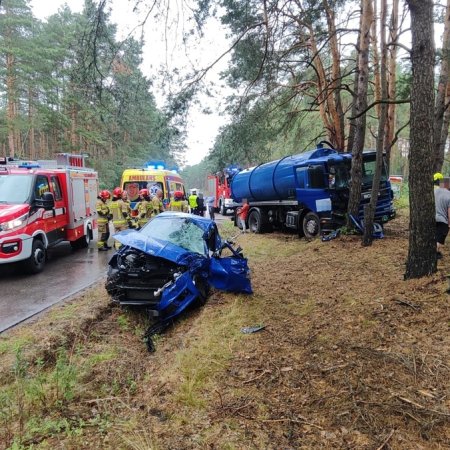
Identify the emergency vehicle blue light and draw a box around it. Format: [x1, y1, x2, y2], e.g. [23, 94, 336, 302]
[18, 162, 40, 168]
[145, 160, 166, 171]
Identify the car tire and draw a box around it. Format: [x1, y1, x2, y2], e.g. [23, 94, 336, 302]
[302, 212, 321, 239]
[22, 239, 46, 274]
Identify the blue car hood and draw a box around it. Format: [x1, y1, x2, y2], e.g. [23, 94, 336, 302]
[114, 229, 205, 266]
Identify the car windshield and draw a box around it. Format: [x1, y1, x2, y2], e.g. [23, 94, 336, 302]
[362, 155, 388, 185]
[140, 216, 206, 255]
[0, 174, 32, 204]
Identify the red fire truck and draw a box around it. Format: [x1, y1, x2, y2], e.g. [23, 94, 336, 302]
[0, 153, 99, 273]
[206, 165, 241, 215]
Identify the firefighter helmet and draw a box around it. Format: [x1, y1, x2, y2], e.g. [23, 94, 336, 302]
[434, 172, 444, 182]
[174, 190, 183, 200]
[113, 187, 123, 197]
[99, 190, 111, 200]
[139, 189, 149, 197]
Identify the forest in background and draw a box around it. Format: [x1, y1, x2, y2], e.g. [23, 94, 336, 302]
[0, 0, 185, 189]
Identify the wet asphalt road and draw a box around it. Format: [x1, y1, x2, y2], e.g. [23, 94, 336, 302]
[0, 239, 112, 333]
[0, 213, 231, 333]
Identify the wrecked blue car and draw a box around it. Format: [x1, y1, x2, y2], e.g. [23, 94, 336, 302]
[106, 212, 252, 325]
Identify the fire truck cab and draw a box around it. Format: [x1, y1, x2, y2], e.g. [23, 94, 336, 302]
[206, 165, 241, 215]
[0, 154, 98, 274]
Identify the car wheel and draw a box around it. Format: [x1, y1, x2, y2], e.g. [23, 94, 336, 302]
[302, 212, 321, 239]
[193, 275, 210, 306]
[23, 239, 46, 274]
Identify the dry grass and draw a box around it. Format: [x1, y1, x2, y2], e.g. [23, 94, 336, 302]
[0, 210, 449, 449]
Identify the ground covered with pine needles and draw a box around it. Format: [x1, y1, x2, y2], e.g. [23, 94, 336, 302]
[0, 210, 449, 449]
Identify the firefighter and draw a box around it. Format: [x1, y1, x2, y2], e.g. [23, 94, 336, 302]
[151, 189, 165, 216]
[121, 189, 136, 228]
[110, 187, 132, 249]
[96, 190, 112, 251]
[188, 189, 198, 214]
[135, 189, 153, 228]
[170, 190, 189, 212]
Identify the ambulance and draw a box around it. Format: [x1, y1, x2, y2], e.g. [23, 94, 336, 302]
[120, 161, 185, 208]
[0, 153, 99, 273]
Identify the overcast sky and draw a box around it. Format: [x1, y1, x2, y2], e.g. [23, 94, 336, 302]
[30, 0, 231, 167]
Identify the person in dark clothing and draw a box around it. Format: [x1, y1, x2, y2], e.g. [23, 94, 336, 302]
[196, 192, 205, 216]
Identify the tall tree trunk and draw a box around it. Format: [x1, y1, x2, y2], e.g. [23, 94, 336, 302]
[71, 103, 78, 149]
[348, 0, 373, 222]
[363, 0, 388, 246]
[404, 0, 437, 279]
[6, 52, 16, 158]
[28, 86, 35, 160]
[385, 0, 399, 172]
[433, 0, 450, 172]
[440, 81, 450, 158]
[323, 0, 345, 150]
[372, 0, 381, 117]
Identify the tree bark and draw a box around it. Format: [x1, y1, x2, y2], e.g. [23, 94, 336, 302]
[404, 0, 437, 279]
[385, 0, 399, 172]
[363, 0, 388, 246]
[433, 0, 450, 172]
[348, 0, 373, 223]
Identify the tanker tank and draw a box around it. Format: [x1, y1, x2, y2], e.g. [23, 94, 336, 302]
[231, 146, 338, 203]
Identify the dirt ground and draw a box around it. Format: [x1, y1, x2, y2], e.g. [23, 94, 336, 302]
[0, 210, 449, 449]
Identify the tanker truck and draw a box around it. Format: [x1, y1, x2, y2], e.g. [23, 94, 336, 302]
[230, 142, 395, 238]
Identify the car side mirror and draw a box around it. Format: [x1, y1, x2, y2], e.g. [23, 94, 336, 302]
[36, 191, 55, 210]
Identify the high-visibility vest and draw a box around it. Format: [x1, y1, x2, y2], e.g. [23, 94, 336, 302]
[189, 195, 197, 208]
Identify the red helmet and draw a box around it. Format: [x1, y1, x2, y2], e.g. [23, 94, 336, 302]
[174, 190, 183, 199]
[113, 187, 122, 197]
[139, 189, 149, 197]
[99, 190, 111, 200]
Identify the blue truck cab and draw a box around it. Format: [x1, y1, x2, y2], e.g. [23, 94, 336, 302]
[231, 143, 395, 237]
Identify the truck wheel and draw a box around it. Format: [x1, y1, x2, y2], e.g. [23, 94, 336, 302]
[302, 212, 321, 239]
[23, 239, 46, 274]
[220, 200, 227, 216]
[248, 210, 262, 233]
[70, 224, 92, 249]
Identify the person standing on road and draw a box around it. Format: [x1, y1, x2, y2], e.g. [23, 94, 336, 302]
[188, 189, 198, 214]
[110, 187, 132, 249]
[135, 189, 153, 228]
[434, 172, 450, 259]
[151, 189, 165, 216]
[96, 190, 112, 251]
[170, 190, 189, 212]
[206, 196, 215, 220]
[196, 192, 205, 216]
[239, 198, 250, 233]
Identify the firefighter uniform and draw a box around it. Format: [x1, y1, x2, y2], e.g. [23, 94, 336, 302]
[110, 198, 131, 249]
[96, 199, 111, 250]
[170, 199, 189, 212]
[151, 194, 164, 216]
[136, 199, 153, 227]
